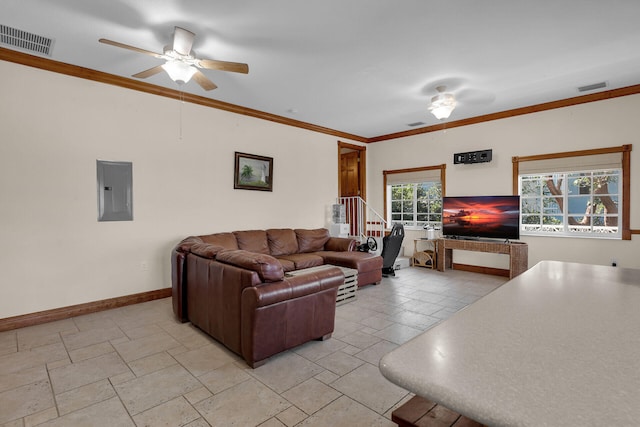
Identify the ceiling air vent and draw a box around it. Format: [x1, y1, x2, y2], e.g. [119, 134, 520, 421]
[0, 24, 54, 56]
[577, 81, 607, 93]
[407, 121, 426, 127]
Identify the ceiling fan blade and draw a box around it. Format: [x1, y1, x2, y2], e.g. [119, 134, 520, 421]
[99, 38, 164, 59]
[132, 65, 165, 79]
[197, 59, 249, 74]
[192, 70, 217, 91]
[172, 27, 195, 56]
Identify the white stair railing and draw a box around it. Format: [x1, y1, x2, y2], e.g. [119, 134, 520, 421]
[336, 196, 387, 243]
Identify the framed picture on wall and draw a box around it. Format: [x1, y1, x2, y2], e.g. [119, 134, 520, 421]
[234, 152, 273, 191]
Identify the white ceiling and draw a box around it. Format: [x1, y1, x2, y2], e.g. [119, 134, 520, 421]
[3, 0, 640, 139]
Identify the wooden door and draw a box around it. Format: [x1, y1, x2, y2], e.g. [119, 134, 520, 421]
[338, 145, 366, 238]
[341, 151, 360, 197]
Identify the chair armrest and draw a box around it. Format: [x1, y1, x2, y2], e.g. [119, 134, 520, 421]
[216, 250, 284, 282]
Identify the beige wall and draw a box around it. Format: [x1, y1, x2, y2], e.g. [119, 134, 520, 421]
[0, 61, 355, 318]
[2, 58, 639, 319]
[367, 94, 640, 270]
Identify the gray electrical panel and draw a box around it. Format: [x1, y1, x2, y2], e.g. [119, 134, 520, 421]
[97, 160, 133, 221]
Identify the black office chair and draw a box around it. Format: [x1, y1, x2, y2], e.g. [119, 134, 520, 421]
[381, 223, 405, 277]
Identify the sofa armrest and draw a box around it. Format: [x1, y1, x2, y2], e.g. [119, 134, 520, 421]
[216, 250, 284, 282]
[171, 250, 188, 322]
[243, 267, 344, 307]
[325, 237, 357, 252]
[240, 266, 343, 366]
[171, 236, 205, 322]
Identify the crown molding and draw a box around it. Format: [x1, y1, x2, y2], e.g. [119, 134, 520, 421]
[0, 47, 368, 143]
[3, 47, 640, 144]
[368, 84, 640, 142]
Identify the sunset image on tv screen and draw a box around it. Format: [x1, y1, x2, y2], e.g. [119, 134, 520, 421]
[442, 196, 520, 239]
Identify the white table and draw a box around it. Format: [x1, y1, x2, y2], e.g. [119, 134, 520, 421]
[380, 261, 640, 427]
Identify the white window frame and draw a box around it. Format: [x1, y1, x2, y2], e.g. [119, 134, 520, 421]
[519, 169, 622, 239]
[512, 145, 632, 240]
[383, 164, 446, 231]
[387, 181, 442, 230]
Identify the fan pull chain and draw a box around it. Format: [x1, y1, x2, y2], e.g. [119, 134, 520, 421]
[178, 89, 184, 141]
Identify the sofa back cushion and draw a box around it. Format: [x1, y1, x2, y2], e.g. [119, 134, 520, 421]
[266, 229, 299, 256]
[200, 232, 239, 250]
[234, 230, 270, 254]
[176, 236, 204, 253]
[277, 253, 324, 269]
[215, 250, 284, 282]
[295, 228, 330, 253]
[190, 243, 226, 259]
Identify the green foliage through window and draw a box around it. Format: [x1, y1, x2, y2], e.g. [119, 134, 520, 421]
[388, 182, 442, 228]
[519, 169, 621, 238]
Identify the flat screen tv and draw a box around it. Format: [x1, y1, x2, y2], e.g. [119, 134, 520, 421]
[442, 195, 520, 240]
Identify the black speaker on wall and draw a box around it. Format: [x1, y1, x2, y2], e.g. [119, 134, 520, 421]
[453, 149, 492, 164]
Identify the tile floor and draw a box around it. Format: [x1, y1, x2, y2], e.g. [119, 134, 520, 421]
[0, 266, 506, 427]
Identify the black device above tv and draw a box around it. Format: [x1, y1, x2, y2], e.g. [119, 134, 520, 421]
[442, 195, 520, 240]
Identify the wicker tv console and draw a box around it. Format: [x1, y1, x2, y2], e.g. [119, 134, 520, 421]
[435, 238, 528, 279]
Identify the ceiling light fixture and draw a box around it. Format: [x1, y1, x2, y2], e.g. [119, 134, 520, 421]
[161, 60, 197, 84]
[428, 86, 457, 120]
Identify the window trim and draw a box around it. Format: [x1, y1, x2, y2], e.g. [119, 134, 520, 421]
[512, 145, 632, 240]
[387, 181, 443, 229]
[519, 169, 622, 238]
[383, 164, 446, 227]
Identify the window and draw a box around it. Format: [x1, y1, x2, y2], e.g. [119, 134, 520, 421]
[520, 170, 621, 237]
[383, 165, 446, 230]
[389, 182, 442, 228]
[513, 145, 632, 240]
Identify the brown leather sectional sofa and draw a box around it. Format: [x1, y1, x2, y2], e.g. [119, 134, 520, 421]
[171, 228, 382, 367]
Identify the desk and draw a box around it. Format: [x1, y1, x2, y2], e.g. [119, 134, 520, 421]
[380, 261, 640, 427]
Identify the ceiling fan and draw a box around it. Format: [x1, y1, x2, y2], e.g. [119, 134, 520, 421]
[428, 85, 457, 120]
[426, 81, 496, 120]
[99, 26, 249, 91]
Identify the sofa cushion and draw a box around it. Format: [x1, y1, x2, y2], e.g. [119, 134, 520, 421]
[190, 243, 226, 259]
[234, 230, 270, 254]
[267, 229, 299, 256]
[176, 236, 204, 252]
[200, 232, 239, 250]
[216, 250, 284, 282]
[319, 251, 383, 273]
[277, 253, 324, 270]
[295, 228, 330, 253]
[275, 258, 296, 272]
[324, 237, 357, 252]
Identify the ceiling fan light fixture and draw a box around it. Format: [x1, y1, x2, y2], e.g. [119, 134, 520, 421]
[429, 92, 457, 120]
[162, 60, 197, 84]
